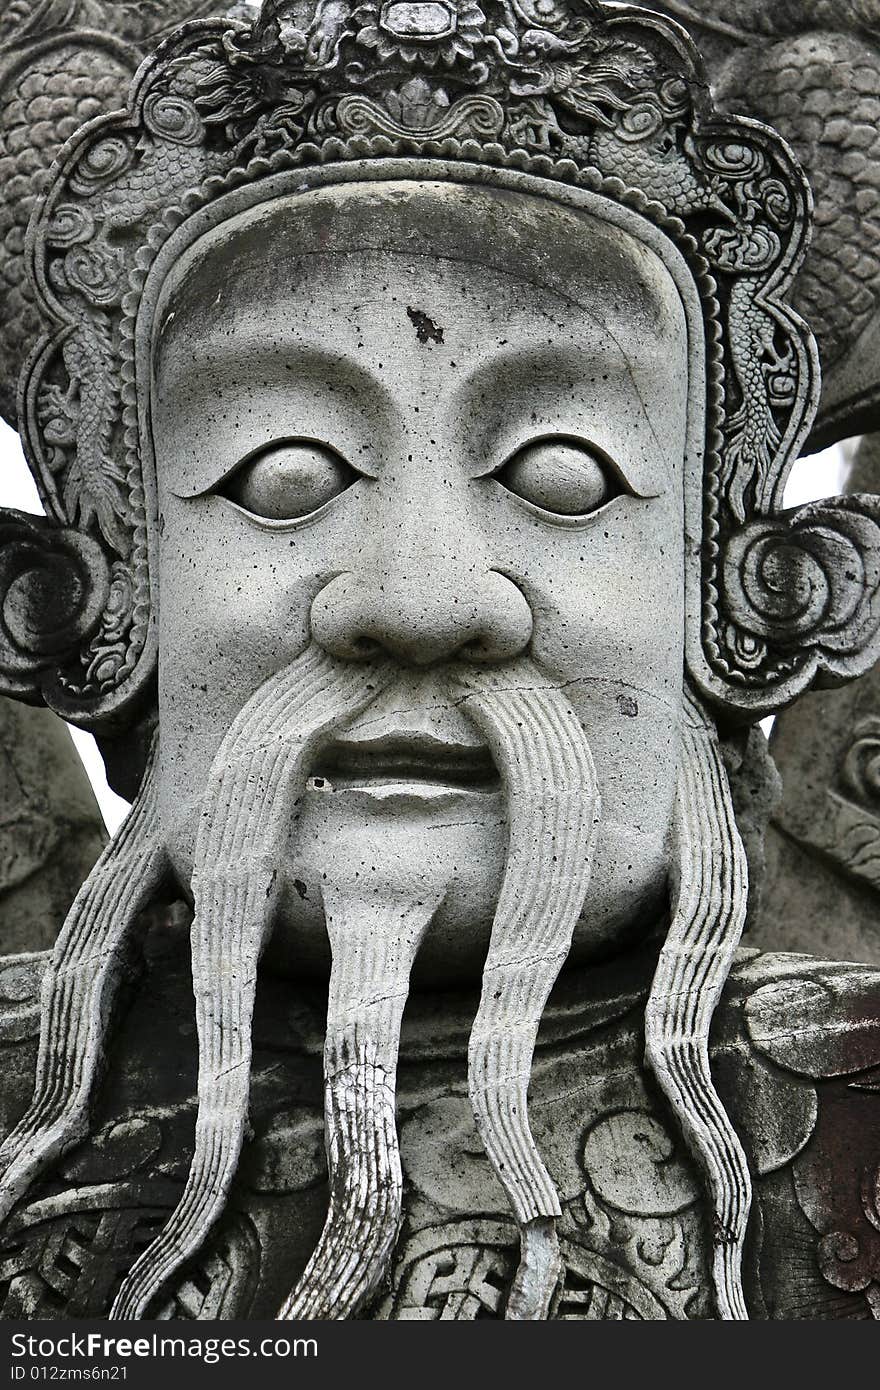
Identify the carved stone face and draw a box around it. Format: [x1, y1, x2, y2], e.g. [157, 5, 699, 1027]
[150, 180, 690, 981]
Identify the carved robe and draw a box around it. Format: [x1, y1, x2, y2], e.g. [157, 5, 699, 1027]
[0, 932, 877, 1320]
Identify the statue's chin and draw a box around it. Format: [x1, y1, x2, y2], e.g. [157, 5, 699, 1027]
[254, 784, 665, 986]
[262, 781, 509, 984]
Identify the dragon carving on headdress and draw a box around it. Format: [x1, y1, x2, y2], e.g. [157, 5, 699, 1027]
[0, 2, 245, 430]
[656, 1, 880, 448]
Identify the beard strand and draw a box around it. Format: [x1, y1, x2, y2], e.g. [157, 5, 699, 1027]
[644, 682, 752, 1321]
[451, 660, 601, 1319]
[277, 881, 443, 1320]
[110, 645, 391, 1319]
[0, 734, 166, 1230]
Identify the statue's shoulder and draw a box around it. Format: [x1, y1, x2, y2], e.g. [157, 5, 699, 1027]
[714, 949, 880, 1320]
[721, 947, 880, 1078]
[2, 945, 878, 1320]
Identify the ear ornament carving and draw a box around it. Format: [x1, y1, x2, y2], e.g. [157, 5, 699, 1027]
[718, 495, 880, 708]
[0, 510, 110, 702]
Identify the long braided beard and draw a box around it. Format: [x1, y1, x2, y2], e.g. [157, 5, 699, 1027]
[0, 651, 752, 1322]
[644, 684, 752, 1320]
[277, 657, 601, 1321]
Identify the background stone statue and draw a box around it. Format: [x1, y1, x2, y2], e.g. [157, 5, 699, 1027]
[0, 0, 879, 1323]
[758, 433, 880, 963]
[0, 699, 104, 954]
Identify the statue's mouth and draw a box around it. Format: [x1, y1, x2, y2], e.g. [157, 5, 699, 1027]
[311, 732, 500, 792]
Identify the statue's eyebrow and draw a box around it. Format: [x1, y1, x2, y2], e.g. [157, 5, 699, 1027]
[152, 339, 395, 497]
[453, 339, 679, 495]
[155, 332, 394, 413]
[455, 332, 673, 408]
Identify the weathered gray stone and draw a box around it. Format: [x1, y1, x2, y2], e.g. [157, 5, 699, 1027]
[2, 931, 880, 1320]
[0, 2, 240, 431]
[643, 3, 880, 963]
[0, 0, 877, 1324]
[756, 432, 880, 965]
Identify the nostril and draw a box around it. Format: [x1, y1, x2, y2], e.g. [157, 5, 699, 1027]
[461, 624, 531, 665]
[461, 635, 495, 662]
[351, 634, 382, 659]
[311, 570, 533, 666]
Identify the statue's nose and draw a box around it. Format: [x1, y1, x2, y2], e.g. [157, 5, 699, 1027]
[311, 569, 533, 665]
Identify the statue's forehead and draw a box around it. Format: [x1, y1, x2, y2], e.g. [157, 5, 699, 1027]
[155, 179, 687, 347]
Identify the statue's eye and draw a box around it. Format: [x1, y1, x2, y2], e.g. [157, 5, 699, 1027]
[495, 438, 622, 517]
[221, 440, 356, 520]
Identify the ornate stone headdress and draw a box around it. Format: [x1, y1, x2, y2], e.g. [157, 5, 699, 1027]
[2, 0, 880, 737]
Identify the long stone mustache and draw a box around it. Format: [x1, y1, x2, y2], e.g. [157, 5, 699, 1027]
[277, 879, 444, 1320]
[644, 683, 751, 1321]
[451, 662, 601, 1320]
[110, 644, 391, 1319]
[0, 736, 167, 1231]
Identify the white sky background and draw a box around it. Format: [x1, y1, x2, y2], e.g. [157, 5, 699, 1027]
[0, 419, 131, 833]
[0, 416, 854, 835]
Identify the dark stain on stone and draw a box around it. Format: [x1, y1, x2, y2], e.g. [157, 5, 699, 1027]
[293, 878, 308, 901]
[407, 306, 444, 345]
[617, 693, 639, 718]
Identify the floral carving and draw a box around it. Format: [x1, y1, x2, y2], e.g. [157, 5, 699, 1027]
[721, 497, 880, 679]
[0, 514, 109, 695]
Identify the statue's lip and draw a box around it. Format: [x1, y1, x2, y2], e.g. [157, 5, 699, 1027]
[311, 732, 499, 791]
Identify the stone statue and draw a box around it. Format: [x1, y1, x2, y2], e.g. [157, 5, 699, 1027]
[0, 0, 880, 1322]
